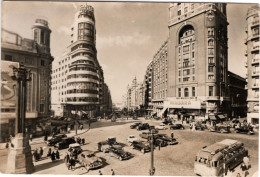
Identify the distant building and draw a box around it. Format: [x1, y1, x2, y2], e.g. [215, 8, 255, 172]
[245, 5, 259, 124]
[144, 61, 153, 115]
[51, 4, 112, 117]
[1, 19, 53, 142]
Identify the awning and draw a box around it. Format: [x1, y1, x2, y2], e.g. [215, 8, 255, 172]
[209, 115, 217, 120]
[217, 114, 226, 119]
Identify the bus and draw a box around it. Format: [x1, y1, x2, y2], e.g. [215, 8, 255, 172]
[194, 139, 248, 176]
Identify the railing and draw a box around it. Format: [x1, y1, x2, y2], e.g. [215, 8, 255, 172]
[252, 58, 259, 64]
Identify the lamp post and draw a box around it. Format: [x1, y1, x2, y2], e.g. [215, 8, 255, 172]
[6, 65, 34, 174]
[149, 129, 156, 176]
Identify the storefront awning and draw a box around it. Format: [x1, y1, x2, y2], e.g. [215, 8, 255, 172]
[209, 115, 217, 120]
[217, 114, 226, 119]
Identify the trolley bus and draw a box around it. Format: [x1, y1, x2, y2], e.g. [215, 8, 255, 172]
[194, 139, 248, 176]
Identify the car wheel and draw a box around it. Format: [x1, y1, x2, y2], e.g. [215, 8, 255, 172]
[141, 149, 145, 153]
[220, 129, 224, 133]
[181, 127, 184, 130]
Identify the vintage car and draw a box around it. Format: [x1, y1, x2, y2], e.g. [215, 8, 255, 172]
[54, 137, 76, 150]
[130, 122, 142, 129]
[154, 138, 168, 147]
[78, 152, 103, 172]
[109, 146, 131, 161]
[156, 134, 178, 145]
[155, 123, 168, 130]
[97, 137, 118, 152]
[46, 134, 67, 146]
[68, 143, 83, 156]
[127, 135, 138, 143]
[195, 122, 207, 131]
[131, 140, 151, 153]
[170, 124, 185, 130]
[235, 126, 254, 135]
[208, 124, 231, 133]
[137, 123, 150, 131]
[139, 132, 150, 139]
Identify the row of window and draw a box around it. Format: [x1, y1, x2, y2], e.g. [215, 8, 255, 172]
[67, 97, 98, 102]
[67, 74, 98, 80]
[178, 87, 196, 97]
[72, 52, 94, 59]
[71, 43, 95, 52]
[4, 54, 47, 67]
[67, 89, 98, 94]
[69, 66, 97, 73]
[71, 59, 94, 66]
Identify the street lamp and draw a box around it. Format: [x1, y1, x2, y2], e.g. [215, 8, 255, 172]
[6, 65, 34, 174]
[149, 129, 156, 176]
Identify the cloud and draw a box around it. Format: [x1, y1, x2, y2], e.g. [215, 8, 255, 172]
[97, 33, 151, 49]
[56, 26, 71, 35]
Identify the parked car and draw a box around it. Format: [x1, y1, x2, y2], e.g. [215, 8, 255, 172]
[97, 137, 118, 152]
[55, 137, 76, 150]
[230, 119, 241, 128]
[46, 134, 67, 146]
[127, 135, 138, 143]
[109, 146, 131, 161]
[68, 143, 83, 156]
[131, 140, 151, 153]
[139, 132, 150, 139]
[130, 122, 142, 129]
[155, 123, 168, 130]
[235, 126, 254, 135]
[156, 134, 178, 145]
[170, 124, 185, 130]
[208, 124, 231, 133]
[78, 152, 103, 172]
[195, 122, 207, 131]
[154, 138, 168, 147]
[137, 123, 150, 130]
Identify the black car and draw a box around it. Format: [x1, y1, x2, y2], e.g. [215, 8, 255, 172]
[235, 127, 254, 135]
[54, 137, 76, 150]
[131, 140, 151, 153]
[109, 146, 131, 161]
[137, 123, 150, 131]
[130, 122, 142, 129]
[170, 124, 185, 130]
[156, 134, 178, 145]
[154, 138, 168, 147]
[46, 134, 67, 146]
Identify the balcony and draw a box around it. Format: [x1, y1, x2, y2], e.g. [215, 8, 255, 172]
[252, 83, 259, 89]
[252, 45, 260, 52]
[252, 58, 259, 65]
[252, 70, 259, 76]
[251, 33, 259, 40]
[251, 20, 260, 28]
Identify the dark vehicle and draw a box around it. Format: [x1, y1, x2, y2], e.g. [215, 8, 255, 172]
[54, 137, 76, 150]
[209, 124, 231, 133]
[195, 122, 207, 131]
[235, 126, 254, 135]
[230, 119, 241, 128]
[131, 140, 151, 153]
[137, 123, 150, 131]
[170, 124, 185, 130]
[97, 137, 118, 152]
[154, 138, 168, 147]
[68, 143, 83, 156]
[157, 134, 178, 145]
[109, 146, 131, 161]
[78, 152, 103, 172]
[162, 119, 172, 125]
[130, 122, 142, 129]
[46, 134, 67, 146]
[139, 132, 150, 139]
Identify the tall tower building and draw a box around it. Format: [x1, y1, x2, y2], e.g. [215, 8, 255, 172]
[51, 4, 111, 117]
[166, 3, 229, 119]
[245, 5, 259, 124]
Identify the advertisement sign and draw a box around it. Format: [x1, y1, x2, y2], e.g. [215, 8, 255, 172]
[166, 98, 202, 109]
[1, 61, 19, 112]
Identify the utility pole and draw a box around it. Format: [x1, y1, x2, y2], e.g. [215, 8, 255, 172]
[149, 129, 156, 176]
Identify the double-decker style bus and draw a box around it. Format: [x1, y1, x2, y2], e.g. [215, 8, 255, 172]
[194, 139, 248, 176]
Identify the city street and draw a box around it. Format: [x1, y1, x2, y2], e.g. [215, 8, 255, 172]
[0, 118, 258, 176]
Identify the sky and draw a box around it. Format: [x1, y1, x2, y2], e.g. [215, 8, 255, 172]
[1, 1, 256, 103]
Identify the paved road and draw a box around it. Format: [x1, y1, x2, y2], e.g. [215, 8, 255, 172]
[0, 118, 258, 176]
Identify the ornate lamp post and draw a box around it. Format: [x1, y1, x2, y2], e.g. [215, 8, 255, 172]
[6, 65, 34, 174]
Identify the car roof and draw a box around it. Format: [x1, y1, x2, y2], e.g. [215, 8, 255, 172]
[69, 143, 80, 148]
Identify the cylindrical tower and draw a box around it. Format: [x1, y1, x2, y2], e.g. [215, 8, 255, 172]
[32, 18, 51, 54]
[66, 3, 99, 117]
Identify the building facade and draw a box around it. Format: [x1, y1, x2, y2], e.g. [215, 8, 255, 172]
[144, 61, 153, 115]
[1, 19, 53, 142]
[51, 4, 111, 117]
[245, 5, 259, 124]
[166, 3, 229, 120]
[152, 41, 168, 117]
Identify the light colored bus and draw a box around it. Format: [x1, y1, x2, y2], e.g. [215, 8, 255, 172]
[194, 139, 248, 176]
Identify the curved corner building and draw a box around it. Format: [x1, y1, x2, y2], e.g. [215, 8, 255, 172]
[51, 4, 111, 117]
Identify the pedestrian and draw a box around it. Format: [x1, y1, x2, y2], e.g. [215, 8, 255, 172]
[30, 134, 33, 141]
[5, 142, 9, 149]
[82, 138, 85, 145]
[243, 155, 250, 169]
[111, 169, 115, 175]
[240, 162, 247, 177]
[236, 173, 241, 177]
[51, 151, 56, 162]
[71, 157, 75, 170]
[56, 150, 60, 160]
[80, 124, 83, 131]
[99, 170, 103, 175]
[39, 147, 43, 159]
[190, 124, 192, 131]
[33, 149, 38, 162]
[171, 132, 174, 139]
[158, 143, 161, 151]
[47, 148, 52, 157]
[44, 134, 48, 142]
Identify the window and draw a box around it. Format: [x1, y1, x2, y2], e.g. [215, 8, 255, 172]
[41, 60, 45, 66]
[78, 22, 94, 41]
[208, 48, 214, 55]
[40, 103, 45, 113]
[192, 87, 195, 97]
[192, 76, 195, 81]
[184, 88, 189, 97]
[178, 88, 181, 97]
[208, 57, 214, 63]
[183, 60, 190, 67]
[208, 39, 214, 46]
[183, 45, 190, 52]
[191, 3, 194, 10]
[192, 68, 195, 74]
[40, 31, 45, 44]
[4, 55, 13, 61]
[192, 52, 195, 58]
[183, 53, 189, 59]
[184, 7, 188, 13]
[179, 70, 181, 76]
[183, 69, 190, 76]
[178, 10, 181, 16]
[192, 43, 195, 50]
[208, 66, 214, 72]
[208, 75, 214, 80]
[209, 86, 214, 96]
[183, 77, 189, 82]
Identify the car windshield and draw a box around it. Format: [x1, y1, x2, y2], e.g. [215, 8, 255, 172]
[87, 154, 94, 158]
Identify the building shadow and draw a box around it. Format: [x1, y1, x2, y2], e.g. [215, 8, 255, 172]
[34, 159, 64, 172]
